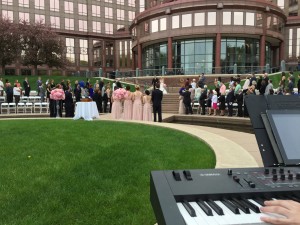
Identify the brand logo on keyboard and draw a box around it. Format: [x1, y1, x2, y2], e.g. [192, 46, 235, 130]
[200, 173, 221, 176]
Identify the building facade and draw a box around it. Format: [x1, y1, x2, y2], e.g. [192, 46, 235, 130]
[1, 0, 300, 76]
[131, 0, 300, 75]
[0, 0, 142, 76]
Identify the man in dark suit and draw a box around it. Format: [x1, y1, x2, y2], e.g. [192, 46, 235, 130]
[151, 83, 163, 122]
[182, 86, 193, 114]
[226, 87, 235, 117]
[151, 76, 159, 89]
[23, 77, 30, 97]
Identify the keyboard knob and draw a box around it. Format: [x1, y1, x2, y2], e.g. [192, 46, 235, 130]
[272, 168, 277, 174]
[280, 174, 285, 180]
[273, 174, 278, 181]
[279, 168, 284, 174]
[264, 168, 269, 174]
[249, 182, 256, 188]
[288, 173, 293, 180]
[296, 173, 300, 180]
[228, 169, 232, 175]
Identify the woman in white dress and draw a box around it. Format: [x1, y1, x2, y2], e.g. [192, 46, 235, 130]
[159, 77, 167, 94]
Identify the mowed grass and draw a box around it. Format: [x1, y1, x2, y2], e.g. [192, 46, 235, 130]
[0, 120, 216, 225]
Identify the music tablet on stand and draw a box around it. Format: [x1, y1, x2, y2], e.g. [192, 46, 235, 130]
[266, 110, 300, 166]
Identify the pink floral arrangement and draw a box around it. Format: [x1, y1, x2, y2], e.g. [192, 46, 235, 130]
[50, 88, 65, 100]
[113, 88, 127, 100]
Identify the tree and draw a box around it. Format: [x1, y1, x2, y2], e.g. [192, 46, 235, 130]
[0, 18, 22, 75]
[20, 21, 68, 75]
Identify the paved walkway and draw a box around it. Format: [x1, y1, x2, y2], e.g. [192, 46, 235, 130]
[98, 113, 263, 168]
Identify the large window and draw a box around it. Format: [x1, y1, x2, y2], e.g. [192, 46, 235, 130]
[50, 0, 59, 11]
[151, 19, 158, 33]
[93, 21, 101, 33]
[117, 9, 124, 20]
[172, 15, 179, 29]
[92, 5, 101, 17]
[194, 13, 205, 26]
[105, 23, 113, 34]
[80, 39, 88, 66]
[234, 12, 244, 25]
[64, 1, 74, 14]
[66, 38, 75, 63]
[223, 12, 231, 25]
[117, 0, 124, 5]
[128, 11, 135, 21]
[2, 0, 13, 5]
[93, 40, 102, 67]
[19, 0, 29, 7]
[35, 14, 45, 23]
[221, 38, 260, 74]
[289, 29, 293, 58]
[78, 4, 87, 16]
[50, 16, 60, 29]
[35, 0, 44, 9]
[278, 0, 285, 9]
[207, 12, 216, 25]
[65, 18, 74, 30]
[142, 43, 168, 75]
[2, 10, 13, 20]
[160, 18, 166, 31]
[246, 12, 255, 26]
[19, 12, 29, 21]
[79, 20, 87, 32]
[128, 0, 135, 7]
[105, 7, 113, 19]
[182, 14, 192, 27]
[297, 28, 300, 58]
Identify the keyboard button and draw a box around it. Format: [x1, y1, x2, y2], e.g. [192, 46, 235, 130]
[196, 200, 212, 216]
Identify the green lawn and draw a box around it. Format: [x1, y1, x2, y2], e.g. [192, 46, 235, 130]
[0, 120, 216, 225]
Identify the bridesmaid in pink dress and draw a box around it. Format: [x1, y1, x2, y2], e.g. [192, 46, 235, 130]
[132, 85, 143, 120]
[143, 90, 152, 121]
[123, 85, 133, 120]
[111, 87, 122, 119]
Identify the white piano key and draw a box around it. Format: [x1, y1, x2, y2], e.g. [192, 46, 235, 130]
[214, 201, 242, 225]
[190, 202, 219, 225]
[177, 203, 201, 225]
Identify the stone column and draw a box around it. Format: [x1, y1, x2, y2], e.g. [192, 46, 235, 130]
[260, 35, 266, 69]
[137, 43, 142, 69]
[279, 41, 285, 61]
[215, 33, 221, 74]
[167, 37, 173, 72]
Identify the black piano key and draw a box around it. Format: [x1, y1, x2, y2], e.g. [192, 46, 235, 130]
[196, 200, 213, 216]
[221, 199, 240, 214]
[241, 198, 260, 213]
[182, 200, 196, 217]
[207, 199, 224, 215]
[231, 198, 250, 214]
[253, 197, 265, 206]
[290, 195, 300, 203]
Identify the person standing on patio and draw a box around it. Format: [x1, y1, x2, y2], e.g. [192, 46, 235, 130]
[23, 77, 30, 97]
[151, 83, 163, 122]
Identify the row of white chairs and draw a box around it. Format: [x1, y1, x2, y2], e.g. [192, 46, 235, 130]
[0, 96, 42, 103]
[0, 102, 49, 114]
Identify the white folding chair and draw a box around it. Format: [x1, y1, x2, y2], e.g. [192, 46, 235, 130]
[34, 102, 42, 113]
[17, 102, 26, 113]
[41, 102, 49, 113]
[8, 103, 16, 114]
[25, 102, 33, 113]
[1, 103, 9, 114]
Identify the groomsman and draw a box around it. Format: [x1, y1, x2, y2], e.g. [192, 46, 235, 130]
[151, 83, 163, 122]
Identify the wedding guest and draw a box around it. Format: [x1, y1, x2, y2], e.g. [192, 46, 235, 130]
[13, 84, 21, 105]
[143, 90, 152, 121]
[132, 85, 143, 120]
[0, 77, 4, 96]
[178, 84, 185, 114]
[92, 88, 103, 113]
[123, 85, 133, 120]
[206, 89, 213, 115]
[152, 76, 159, 89]
[64, 87, 74, 117]
[211, 90, 218, 116]
[218, 92, 226, 116]
[39, 83, 45, 102]
[23, 77, 30, 97]
[182, 86, 193, 115]
[199, 87, 207, 115]
[236, 89, 244, 117]
[279, 72, 286, 90]
[74, 84, 81, 102]
[226, 87, 235, 117]
[6, 83, 13, 103]
[46, 83, 51, 102]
